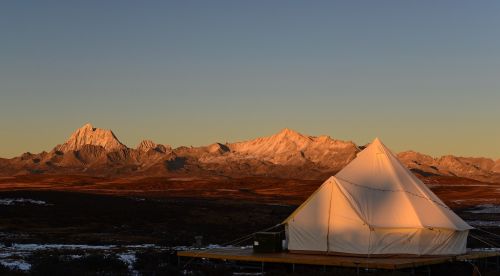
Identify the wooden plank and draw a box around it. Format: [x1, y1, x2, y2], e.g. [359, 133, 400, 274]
[179, 248, 500, 270]
[456, 251, 500, 261]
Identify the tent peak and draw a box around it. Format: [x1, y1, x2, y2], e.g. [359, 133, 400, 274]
[360, 137, 386, 154]
[372, 137, 383, 145]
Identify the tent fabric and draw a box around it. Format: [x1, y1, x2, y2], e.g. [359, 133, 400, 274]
[284, 138, 472, 256]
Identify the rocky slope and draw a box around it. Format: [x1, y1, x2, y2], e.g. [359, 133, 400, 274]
[0, 123, 499, 182]
[397, 151, 500, 183]
[54, 123, 126, 152]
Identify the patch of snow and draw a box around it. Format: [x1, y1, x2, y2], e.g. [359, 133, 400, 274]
[468, 204, 500, 214]
[470, 248, 500, 252]
[467, 220, 500, 227]
[118, 252, 136, 269]
[132, 197, 146, 202]
[0, 243, 171, 274]
[0, 198, 48, 206]
[206, 244, 223, 249]
[0, 243, 164, 252]
[175, 244, 252, 251]
[0, 253, 13, 258]
[125, 244, 156, 248]
[7, 243, 115, 251]
[0, 259, 31, 271]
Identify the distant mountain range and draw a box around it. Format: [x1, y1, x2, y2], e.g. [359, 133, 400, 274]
[1, 123, 499, 182]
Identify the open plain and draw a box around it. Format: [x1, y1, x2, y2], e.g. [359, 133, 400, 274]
[0, 174, 499, 274]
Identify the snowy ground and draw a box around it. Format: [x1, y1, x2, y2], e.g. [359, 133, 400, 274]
[0, 243, 249, 273]
[0, 243, 161, 272]
[467, 221, 500, 227]
[467, 204, 500, 214]
[0, 198, 49, 206]
[464, 204, 500, 228]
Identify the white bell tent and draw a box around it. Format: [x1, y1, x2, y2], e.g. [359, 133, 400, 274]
[284, 138, 472, 256]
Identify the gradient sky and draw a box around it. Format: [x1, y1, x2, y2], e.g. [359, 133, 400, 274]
[1, 1, 499, 159]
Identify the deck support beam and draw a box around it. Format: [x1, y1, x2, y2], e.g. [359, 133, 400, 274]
[178, 248, 500, 271]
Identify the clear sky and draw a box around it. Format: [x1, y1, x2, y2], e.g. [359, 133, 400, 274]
[1, 1, 499, 159]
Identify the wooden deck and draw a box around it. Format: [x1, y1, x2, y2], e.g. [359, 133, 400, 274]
[178, 248, 500, 270]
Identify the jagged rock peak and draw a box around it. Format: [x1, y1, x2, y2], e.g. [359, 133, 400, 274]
[251, 128, 312, 149]
[55, 123, 127, 152]
[81, 123, 95, 131]
[136, 140, 171, 153]
[137, 140, 157, 152]
[136, 139, 170, 153]
[275, 128, 308, 139]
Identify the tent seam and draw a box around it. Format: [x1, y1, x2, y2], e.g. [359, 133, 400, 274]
[379, 144, 425, 229]
[326, 181, 333, 252]
[334, 176, 451, 210]
[333, 178, 372, 227]
[281, 177, 334, 224]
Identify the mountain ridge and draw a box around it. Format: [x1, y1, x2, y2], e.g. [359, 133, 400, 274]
[54, 123, 126, 152]
[1, 123, 499, 182]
